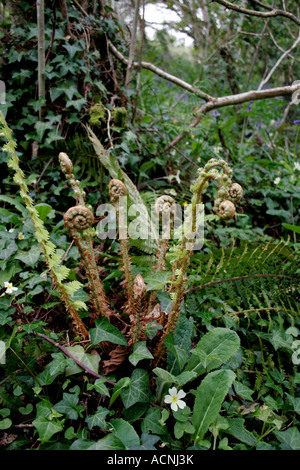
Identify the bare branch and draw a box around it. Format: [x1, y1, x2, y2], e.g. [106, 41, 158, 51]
[165, 82, 300, 151]
[258, 32, 300, 90]
[213, 0, 300, 26]
[108, 41, 212, 101]
[195, 83, 300, 115]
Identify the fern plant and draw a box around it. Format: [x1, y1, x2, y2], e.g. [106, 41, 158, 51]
[0, 112, 89, 339]
[1, 110, 246, 373]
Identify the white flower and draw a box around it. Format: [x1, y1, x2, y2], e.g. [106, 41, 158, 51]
[274, 177, 281, 185]
[18, 232, 24, 240]
[3, 281, 18, 294]
[8, 228, 15, 233]
[164, 387, 186, 412]
[294, 162, 300, 171]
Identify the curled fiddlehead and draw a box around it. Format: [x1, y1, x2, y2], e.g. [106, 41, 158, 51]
[59, 152, 86, 205]
[216, 200, 236, 220]
[108, 178, 127, 202]
[59, 152, 73, 175]
[228, 183, 243, 203]
[64, 206, 95, 233]
[154, 159, 243, 364]
[63, 205, 112, 319]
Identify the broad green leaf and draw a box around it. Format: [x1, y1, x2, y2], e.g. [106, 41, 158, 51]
[153, 367, 175, 384]
[121, 369, 153, 409]
[134, 433, 160, 450]
[32, 417, 64, 442]
[175, 371, 197, 387]
[63, 43, 83, 59]
[48, 352, 72, 377]
[274, 427, 300, 450]
[192, 369, 236, 443]
[91, 434, 126, 450]
[186, 327, 240, 376]
[35, 203, 53, 222]
[141, 407, 168, 436]
[110, 418, 140, 449]
[167, 314, 194, 374]
[19, 403, 33, 415]
[90, 317, 127, 346]
[282, 223, 300, 234]
[128, 341, 154, 366]
[85, 406, 110, 431]
[0, 418, 12, 430]
[65, 345, 101, 376]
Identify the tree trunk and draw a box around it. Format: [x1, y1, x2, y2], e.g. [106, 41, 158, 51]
[37, 0, 46, 122]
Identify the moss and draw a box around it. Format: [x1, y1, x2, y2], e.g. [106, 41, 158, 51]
[112, 107, 127, 127]
[89, 102, 107, 127]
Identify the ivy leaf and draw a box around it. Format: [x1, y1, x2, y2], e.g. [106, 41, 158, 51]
[128, 341, 154, 366]
[48, 352, 71, 377]
[63, 345, 100, 376]
[53, 392, 84, 420]
[87, 378, 110, 397]
[63, 43, 83, 59]
[120, 369, 153, 409]
[15, 244, 41, 267]
[90, 317, 128, 346]
[274, 427, 300, 450]
[85, 406, 110, 431]
[109, 377, 131, 408]
[66, 98, 87, 112]
[143, 271, 172, 291]
[0, 240, 18, 260]
[233, 381, 254, 401]
[32, 417, 64, 442]
[0, 418, 12, 430]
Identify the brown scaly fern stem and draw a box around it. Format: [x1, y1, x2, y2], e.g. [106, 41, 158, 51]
[154, 158, 243, 364]
[148, 195, 176, 314]
[108, 179, 135, 317]
[64, 206, 112, 320]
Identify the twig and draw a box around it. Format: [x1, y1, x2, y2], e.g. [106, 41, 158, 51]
[258, 32, 300, 90]
[213, 0, 300, 26]
[125, 0, 141, 89]
[108, 41, 212, 101]
[34, 331, 116, 385]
